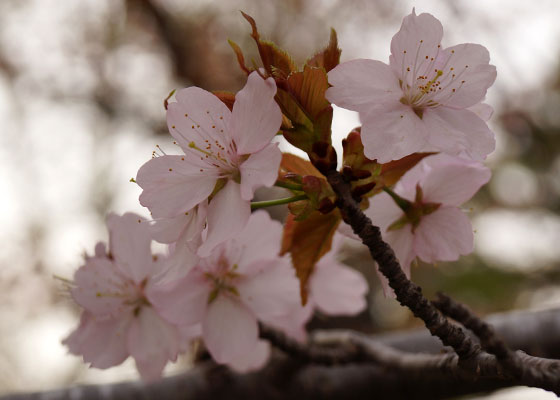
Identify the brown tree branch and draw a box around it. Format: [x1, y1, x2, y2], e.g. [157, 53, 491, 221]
[325, 170, 480, 360]
[324, 168, 560, 395]
[433, 292, 522, 374]
[3, 308, 560, 400]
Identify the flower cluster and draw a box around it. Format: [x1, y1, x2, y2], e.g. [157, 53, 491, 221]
[63, 9, 495, 381]
[64, 72, 369, 379]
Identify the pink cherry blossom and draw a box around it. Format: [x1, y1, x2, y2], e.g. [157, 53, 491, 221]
[326, 9, 497, 163]
[364, 154, 491, 296]
[136, 71, 283, 257]
[149, 211, 301, 367]
[63, 213, 193, 381]
[150, 201, 208, 283]
[264, 233, 369, 342]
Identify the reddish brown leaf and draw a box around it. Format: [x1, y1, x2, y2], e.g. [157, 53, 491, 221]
[280, 213, 296, 255]
[281, 210, 341, 304]
[288, 199, 315, 222]
[280, 153, 322, 178]
[163, 89, 176, 111]
[341, 129, 434, 199]
[212, 91, 236, 111]
[380, 152, 435, 187]
[287, 65, 330, 121]
[228, 39, 251, 75]
[278, 66, 333, 152]
[306, 28, 341, 72]
[276, 88, 315, 153]
[241, 12, 297, 78]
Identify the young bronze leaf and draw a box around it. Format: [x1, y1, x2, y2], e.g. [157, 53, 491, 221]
[280, 153, 322, 178]
[380, 152, 435, 188]
[341, 129, 433, 199]
[282, 210, 341, 304]
[306, 28, 341, 72]
[287, 65, 330, 121]
[279, 66, 333, 152]
[240, 11, 297, 78]
[228, 39, 251, 75]
[276, 89, 316, 153]
[212, 91, 236, 111]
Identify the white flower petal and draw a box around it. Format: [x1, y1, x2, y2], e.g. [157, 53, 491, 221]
[197, 180, 250, 257]
[230, 72, 282, 154]
[239, 143, 282, 201]
[202, 295, 258, 363]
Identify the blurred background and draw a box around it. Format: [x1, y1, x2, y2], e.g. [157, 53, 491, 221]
[1, 0, 559, 398]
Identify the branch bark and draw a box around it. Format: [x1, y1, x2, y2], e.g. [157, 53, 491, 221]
[3, 307, 560, 400]
[324, 169, 560, 395]
[325, 170, 480, 360]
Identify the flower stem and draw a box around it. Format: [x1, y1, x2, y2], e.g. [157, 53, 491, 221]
[251, 194, 308, 210]
[382, 187, 411, 211]
[274, 180, 304, 191]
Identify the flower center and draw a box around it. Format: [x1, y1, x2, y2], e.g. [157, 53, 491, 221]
[387, 185, 441, 233]
[93, 275, 152, 315]
[398, 43, 469, 115]
[188, 140, 239, 175]
[204, 256, 241, 303]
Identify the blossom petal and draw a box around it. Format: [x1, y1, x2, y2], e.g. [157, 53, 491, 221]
[178, 324, 202, 352]
[127, 307, 180, 382]
[326, 59, 401, 113]
[226, 340, 271, 373]
[137, 155, 217, 218]
[150, 215, 191, 244]
[148, 268, 210, 326]
[197, 180, 250, 257]
[365, 192, 416, 294]
[310, 258, 368, 315]
[423, 107, 495, 161]
[230, 72, 282, 154]
[414, 206, 474, 263]
[433, 44, 496, 109]
[361, 103, 429, 163]
[237, 258, 300, 319]
[157, 236, 201, 283]
[234, 210, 283, 270]
[167, 87, 231, 153]
[376, 226, 415, 298]
[385, 227, 416, 274]
[202, 295, 258, 363]
[239, 143, 282, 201]
[149, 202, 206, 244]
[63, 312, 130, 369]
[418, 154, 491, 206]
[337, 220, 360, 242]
[262, 303, 313, 343]
[107, 213, 154, 284]
[468, 102, 493, 122]
[365, 192, 406, 231]
[72, 257, 129, 316]
[389, 10, 444, 88]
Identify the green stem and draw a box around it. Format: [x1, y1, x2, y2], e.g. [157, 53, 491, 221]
[382, 187, 411, 211]
[251, 194, 308, 210]
[274, 180, 304, 191]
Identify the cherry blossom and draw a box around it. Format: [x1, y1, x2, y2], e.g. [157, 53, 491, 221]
[136, 72, 283, 257]
[264, 233, 369, 342]
[63, 213, 192, 381]
[149, 211, 300, 367]
[364, 154, 491, 295]
[326, 9, 497, 163]
[149, 201, 208, 282]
